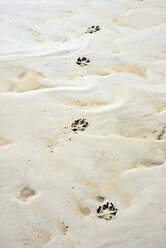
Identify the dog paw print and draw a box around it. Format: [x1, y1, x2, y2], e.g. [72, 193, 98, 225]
[97, 202, 118, 220]
[76, 57, 90, 67]
[71, 119, 89, 132]
[85, 25, 101, 34]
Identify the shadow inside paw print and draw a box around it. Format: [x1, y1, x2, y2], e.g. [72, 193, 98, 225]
[71, 119, 89, 132]
[76, 57, 90, 67]
[97, 202, 118, 220]
[85, 25, 101, 34]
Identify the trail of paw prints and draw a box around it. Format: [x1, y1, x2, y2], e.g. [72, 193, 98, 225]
[85, 25, 101, 34]
[76, 57, 90, 67]
[71, 119, 89, 132]
[97, 202, 118, 221]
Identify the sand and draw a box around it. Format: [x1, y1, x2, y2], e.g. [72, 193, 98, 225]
[0, 0, 166, 247]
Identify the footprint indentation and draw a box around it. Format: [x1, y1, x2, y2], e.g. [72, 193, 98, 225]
[97, 202, 118, 220]
[17, 186, 36, 202]
[80, 207, 91, 216]
[85, 25, 101, 34]
[71, 119, 89, 132]
[76, 57, 90, 67]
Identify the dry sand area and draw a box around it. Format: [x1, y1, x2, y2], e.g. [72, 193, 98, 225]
[0, 0, 166, 247]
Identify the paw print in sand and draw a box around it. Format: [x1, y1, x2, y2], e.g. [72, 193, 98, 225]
[85, 25, 101, 34]
[71, 119, 89, 132]
[97, 202, 118, 221]
[76, 57, 90, 67]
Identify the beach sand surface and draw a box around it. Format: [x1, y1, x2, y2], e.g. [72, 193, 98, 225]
[0, 0, 166, 247]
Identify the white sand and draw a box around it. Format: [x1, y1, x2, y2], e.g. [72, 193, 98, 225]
[0, 0, 166, 247]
